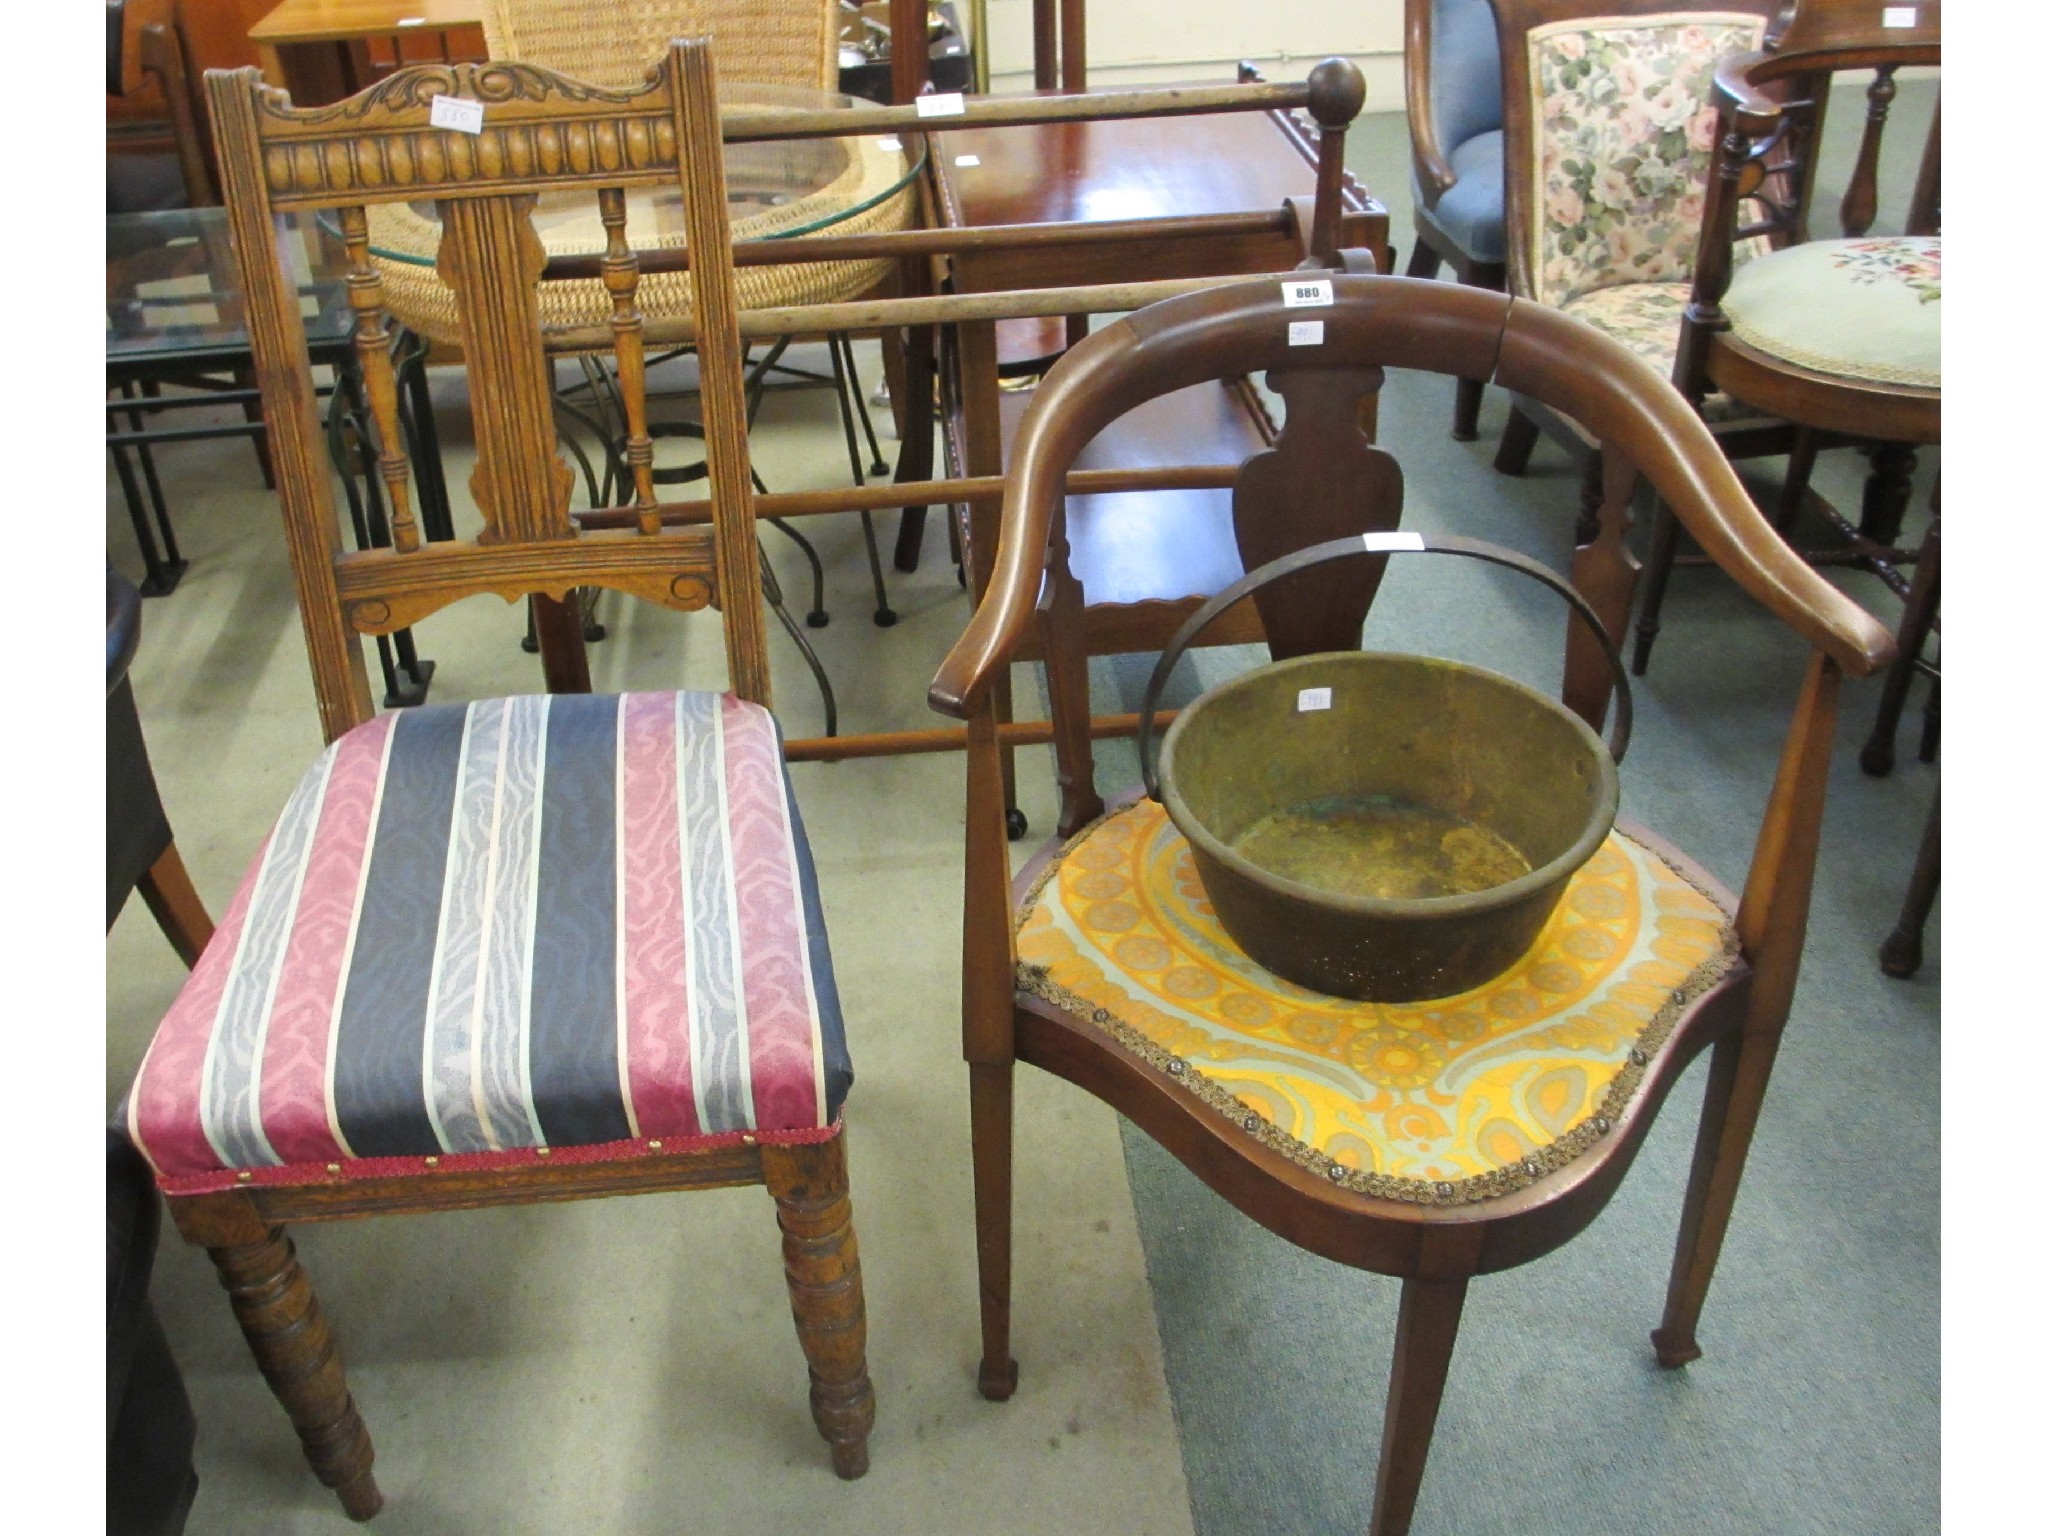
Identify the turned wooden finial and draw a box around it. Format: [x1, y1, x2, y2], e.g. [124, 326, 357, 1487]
[1306, 57, 1366, 130]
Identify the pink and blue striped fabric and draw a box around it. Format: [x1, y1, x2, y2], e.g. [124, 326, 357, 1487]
[126, 691, 850, 1194]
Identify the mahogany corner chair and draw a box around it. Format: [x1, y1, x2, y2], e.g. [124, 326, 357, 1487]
[117, 41, 874, 1518]
[929, 275, 1893, 1534]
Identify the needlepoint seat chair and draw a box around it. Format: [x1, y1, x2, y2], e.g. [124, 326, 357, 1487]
[117, 43, 875, 1517]
[1638, 0, 1940, 670]
[929, 274, 1892, 1534]
[1403, 0, 1510, 438]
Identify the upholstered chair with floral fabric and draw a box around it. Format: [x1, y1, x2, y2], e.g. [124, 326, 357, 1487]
[1487, 0, 1787, 534]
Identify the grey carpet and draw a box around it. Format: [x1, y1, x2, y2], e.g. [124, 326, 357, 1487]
[1071, 96, 1938, 1536]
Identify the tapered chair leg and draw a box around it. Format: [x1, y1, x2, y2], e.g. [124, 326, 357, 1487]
[136, 844, 215, 968]
[762, 1136, 876, 1479]
[1654, 1025, 1785, 1368]
[1494, 406, 1539, 476]
[205, 1225, 381, 1520]
[1368, 1273, 1471, 1536]
[1403, 242, 1443, 280]
[969, 1059, 1020, 1399]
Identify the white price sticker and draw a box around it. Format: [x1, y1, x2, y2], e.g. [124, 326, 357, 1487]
[1281, 276, 1334, 309]
[1287, 319, 1324, 347]
[429, 95, 485, 135]
[916, 92, 966, 117]
[1363, 531, 1425, 553]
[1881, 6, 1917, 26]
[1297, 687, 1333, 713]
[954, 154, 981, 167]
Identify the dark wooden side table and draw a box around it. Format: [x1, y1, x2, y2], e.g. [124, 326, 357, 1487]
[926, 99, 1392, 658]
[107, 205, 439, 706]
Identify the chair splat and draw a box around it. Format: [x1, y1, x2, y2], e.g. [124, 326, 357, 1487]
[337, 204, 421, 554]
[595, 185, 663, 536]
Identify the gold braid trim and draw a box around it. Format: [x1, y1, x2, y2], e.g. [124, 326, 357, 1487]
[1014, 806, 1741, 1209]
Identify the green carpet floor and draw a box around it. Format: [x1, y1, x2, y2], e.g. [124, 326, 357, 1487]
[1071, 98, 1940, 1536]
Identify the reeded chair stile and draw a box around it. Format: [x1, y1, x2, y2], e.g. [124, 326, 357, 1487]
[929, 274, 1893, 1534]
[120, 41, 876, 1516]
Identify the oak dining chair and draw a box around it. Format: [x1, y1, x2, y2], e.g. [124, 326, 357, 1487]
[120, 42, 875, 1517]
[928, 273, 1893, 1534]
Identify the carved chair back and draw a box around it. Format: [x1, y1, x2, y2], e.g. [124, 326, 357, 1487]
[481, 0, 839, 89]
[1487, 0, 1779, 308]
[932, 276, 1893, 989]
[204, 47, 773, 746]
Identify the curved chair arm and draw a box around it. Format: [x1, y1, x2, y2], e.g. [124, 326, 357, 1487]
[1405, 0, 1458, 202]
[929, 276, 1892, 717]
[1712, 49, 1787, 133]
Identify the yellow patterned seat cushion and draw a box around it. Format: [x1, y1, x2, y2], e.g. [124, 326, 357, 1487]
[1016, 799, 1737, 1206]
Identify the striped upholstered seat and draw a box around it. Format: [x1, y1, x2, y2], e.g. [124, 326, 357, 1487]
[126, 691, 851, 1195]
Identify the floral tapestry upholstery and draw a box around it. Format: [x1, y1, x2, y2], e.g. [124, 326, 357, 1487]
[1527, 14, 1769, 309]
[1015, 799, 1737, 1207]
[1721, 236, 1941, 388]
[1557, 282, 1751, 420]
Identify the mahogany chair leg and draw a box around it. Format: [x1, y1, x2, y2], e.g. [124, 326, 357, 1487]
[1860, 515, 1939, 777]
[969, 1058, 1020, 1400]
[1493, 405, 1539, 476]
[1879, 784, 1938, 979]
[1654, 1024, 1785, 1368]
[1631, 500, 1684, 676]
[206, 1225, 382, 1520]
[761, 1137, 877, 1480]
[1858, 441, 1919, 546]
[1451, 376, 1485, 442]
[1403, 242, 1443, 280]
[1367, 1273, 1471, 1536]
[136, 843, 215, 968]
[1775, 427, 1821, 533]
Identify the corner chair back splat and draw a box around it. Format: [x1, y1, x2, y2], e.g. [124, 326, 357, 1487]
[929, 275, 1893, 1535]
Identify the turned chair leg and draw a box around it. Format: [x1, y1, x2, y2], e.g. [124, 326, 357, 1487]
[1654, 1025, 1784, 1368]
[136, 843, 215, 968]
[762, 1137, 877, 1479]
[1493, 406, 1539, 476]
[1631, 499, 1685, 676]
[1367, 1273, 1471, 1536]
[968, 1059, 1020, 1400]
[1880, 784, 1939, 979]
[205, 1224, 382, 1520]
[1860, 514, 1940, 778]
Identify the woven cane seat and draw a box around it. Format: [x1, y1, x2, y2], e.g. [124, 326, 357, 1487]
[367, 127, 915, 349]
[1016, 798, 1736, 1206]
[125, 692, 851, 1195]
